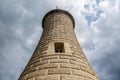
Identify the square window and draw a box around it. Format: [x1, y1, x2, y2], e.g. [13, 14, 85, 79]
[54, 42, 65, 53]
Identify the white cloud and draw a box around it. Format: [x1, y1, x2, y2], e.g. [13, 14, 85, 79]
[99, 0, 109, 10]
[86, 0, 120, 79]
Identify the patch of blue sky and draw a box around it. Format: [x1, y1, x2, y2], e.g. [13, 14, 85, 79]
[83, 4, 98, 25]
[84, 4, 89, 10]
[96, 10, 104, 17]
[82, 6, 104, 25]
[96, 0, 104, 5]
[85, 14, 98, 25]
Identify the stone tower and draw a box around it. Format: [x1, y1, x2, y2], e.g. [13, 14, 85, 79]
[19, 9, 98, 80]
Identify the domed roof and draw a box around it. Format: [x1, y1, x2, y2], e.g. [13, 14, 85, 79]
[42, 9, 75, 29]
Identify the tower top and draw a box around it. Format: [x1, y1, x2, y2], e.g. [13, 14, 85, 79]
[42, 9, 75, 29]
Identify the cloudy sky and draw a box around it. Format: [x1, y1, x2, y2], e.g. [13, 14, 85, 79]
[0, 0, 120, 80]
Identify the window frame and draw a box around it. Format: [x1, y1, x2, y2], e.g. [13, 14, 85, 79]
[54, 42, 65, 53]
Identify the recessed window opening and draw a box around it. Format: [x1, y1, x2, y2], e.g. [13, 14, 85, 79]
[55, 42, 65, 53]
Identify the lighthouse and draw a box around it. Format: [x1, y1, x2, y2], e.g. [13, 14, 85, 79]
[18, 9, 98, 80]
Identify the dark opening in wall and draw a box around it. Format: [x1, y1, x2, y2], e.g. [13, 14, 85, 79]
[54, 42, 65, 53]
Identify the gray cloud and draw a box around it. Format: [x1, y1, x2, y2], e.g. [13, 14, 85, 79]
[86, 2, 120, 80]
[0, 0, 42, 80]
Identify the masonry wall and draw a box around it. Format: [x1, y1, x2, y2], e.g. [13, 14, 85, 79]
[18, 9, 99, 80]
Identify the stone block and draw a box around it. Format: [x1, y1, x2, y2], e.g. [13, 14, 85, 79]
[59, 55, 76, 60]
[41, 55, 59, 61]
[34, 76, 46, 80]
[72, 69, 94, 79]
[46, 75, 60, 80]
[32, 60, 48, 67]
[60, 63, 80, 70]
[69, 60, 86, 67]
[80, 65, 86, 71]
[48, 68, 71, 75]
[72, 69, 86, 77]
[50, 59, 68, 63]
[60, 75, 81, 80]
[28, 78, 33, 80]
[37, 70, 47, 76]
[27, 72, 36, 78]
[27, 70, 47, 79]
[39, 63, 58, 70]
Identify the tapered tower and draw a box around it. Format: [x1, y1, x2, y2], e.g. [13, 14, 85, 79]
[19, 9, 98, 80]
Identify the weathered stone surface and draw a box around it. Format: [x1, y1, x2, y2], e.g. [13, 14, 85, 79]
[50, 59, 68, 63]
[23, 67, 37, 75]
[59, 55, 76, 60]
[31, 60, 48, 68]
[46, 75, 60, 80]
[60, 63, 80, 70]
[27, 72, 37, 78]
[80, 65, 86, 71]
[72, 69, 97, 80]
[60, 75, 81, 80]
[72, 69, 86, 77]
[34, 76, 46, 80]
[69, 59, 86, 67]
[28, 78, 34, 80]
[41, 55, 59, 61]
[37, 70, 47, 76]
[48, 68, 71, 75]
[39, 63, 58, 70]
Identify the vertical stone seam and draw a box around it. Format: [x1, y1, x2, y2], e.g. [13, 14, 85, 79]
[58, 63, 60, 68]
[48, 59, 50, 64]
[68, 59, 72, 75]
[47, 69, 48, 76]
